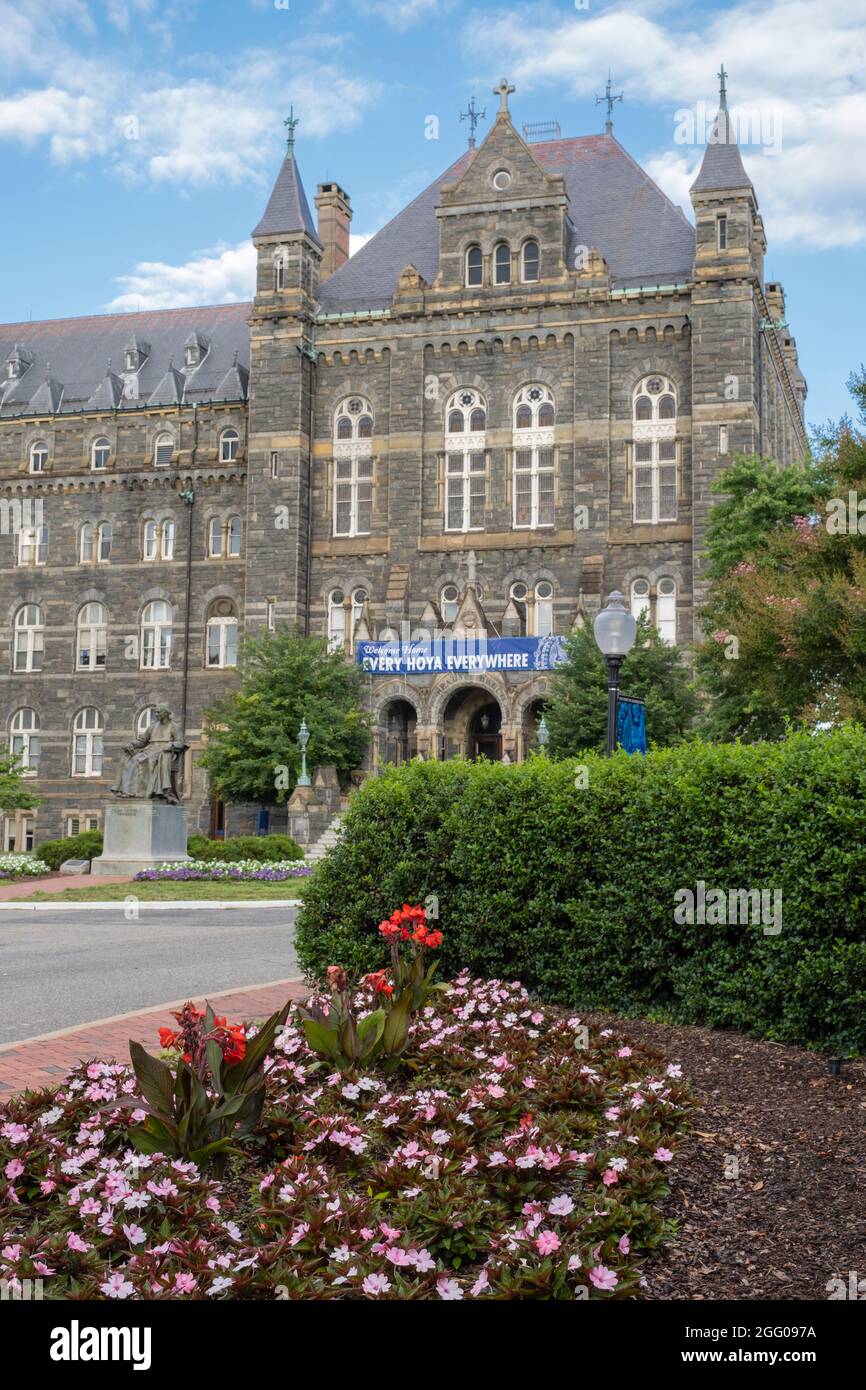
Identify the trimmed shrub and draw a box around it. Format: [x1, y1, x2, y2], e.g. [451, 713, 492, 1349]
[295, 729, 866, 1054]
[185, 834, 304, 864]
[37, 830, 104, 870]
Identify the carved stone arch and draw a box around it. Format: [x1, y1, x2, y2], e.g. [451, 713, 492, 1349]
[512, 677, 553, 724]
[201, 582, 240, 611]
[427, 671, 512, 727]
[138, 587, 177, 621]
[76, 586, 109, 609]
[374, 684, 423, 722]
[7, 590, 45, 626]
[626, 327, 640, 344]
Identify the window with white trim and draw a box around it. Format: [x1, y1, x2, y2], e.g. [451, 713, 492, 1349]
[143, 520, 158, 561]
[18, 523, 48, 566]
[97, 522, 112, 562]
[72, 707, 104, 777]
[513, 384, 555, 529]
[141, 600, 172, 670]
[465, 246, 483, 287]
[29, 440, 48, 474]
[4, 814, 35, 852]
[66, 813, 100, 837]
[333, 397, 373, 537]
[136, 707, 157, 739]
[154, 432, 174, 467]
[494, 243, 511, 285]
[327, 589, 346, 652]
[441, 584, 459, 624]
[630, 578, 651, 623]
[206, 599, 239, 669]
[77, 603, 107, 671]
[445, 389, 487, 532]
[535, 581, 554, 637]
[10, 708, 40, 775]
[350, 588, 367, 650]
[13, 605, 43, 673]
[632, 376, 678, 524]
[227, 516, 241, 558]
[219, 429, 239, 463]
[80, 523, 94, 564]
[509, 582, 528, 636]
[522, 241, 540, 282]
[91, 437, 110, 470]
[656, 577, 677, 644]
[208, 518, 223, 558]
[161, 519, 176, 560]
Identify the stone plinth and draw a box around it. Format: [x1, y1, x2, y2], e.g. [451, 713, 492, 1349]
[91, 801, 190, 877]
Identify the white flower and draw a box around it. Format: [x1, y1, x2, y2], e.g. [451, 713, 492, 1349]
[207, 1277, 234, 1296]
[437, 1278, 464, 1300]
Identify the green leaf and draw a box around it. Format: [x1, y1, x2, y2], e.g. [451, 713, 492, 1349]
[129, 1041, 175, 1119]
[302, 1017, 340, 1059]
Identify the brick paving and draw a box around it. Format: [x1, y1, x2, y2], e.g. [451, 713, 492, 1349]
[0, 873, 130, 901]
[0, 978, 309, 1096]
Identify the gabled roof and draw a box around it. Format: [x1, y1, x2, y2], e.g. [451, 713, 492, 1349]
[317, 135, 696, 313]
[252, 151, 322, 244]
[29, 375, 64, 414]
[87, 370, 125, 410]
[148, 363, 185, 406]
[691, 101, 753, 194]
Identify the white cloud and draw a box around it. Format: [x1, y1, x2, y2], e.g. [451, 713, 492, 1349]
[355, 0, 444, 30]
[465, 0, 866, 248]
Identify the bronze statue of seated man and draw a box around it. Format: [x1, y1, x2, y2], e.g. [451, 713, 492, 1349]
[111, 705, 187, 805]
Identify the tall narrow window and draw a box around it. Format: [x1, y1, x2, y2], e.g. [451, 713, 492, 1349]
[80, 523, 94, 563]
[141, 601, 172, 670]
[512, 385, 556, 530]
[97, 521, 112, 562]
[494, 243, 511, 284]
[717, 216, 727, 251]
[72, 708, 104, 777]
[466, 245, 483, 287]
[656, 578, 677, 645]
[522, 241, 540, 282]
[327, 590, 346, 653]
[333, 397, 374, 537]
[227, 517, 242, 558]
[161, 519, 176, 560]
[77, 603, 108, 670]
[509, 582, 528, 636]
[274, 254, 286, 292]
[13, 605, 44, 673]
[219, 429, 239, 463]
[630, 579, 651, 623]
[143, 520, 157, 561]
[441, 584, 459, 624]
[719, 424, 729, 455]
[206, 600, 239, 669]
[270, 451, 279, 479]
[351, 588, 367, 649]
[632, 376, 678, 524]
[10, 708, 40, 775]
[91, 437, 110, 470]
[444, 389, 487, 532]
[535, 581, 554, 637]
[209, 518, 223, 558]
[29, 440, 48, 474]
[18, 524, 48, 566]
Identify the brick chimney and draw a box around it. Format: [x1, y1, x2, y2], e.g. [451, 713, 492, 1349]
[315, 182, 352, 282]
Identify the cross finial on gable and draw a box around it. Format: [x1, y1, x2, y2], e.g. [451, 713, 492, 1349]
[284, 106, 299, 153]
[718, 64, 728, 109]
[494, 78, 515, 117]
[462, 548, 482, 589]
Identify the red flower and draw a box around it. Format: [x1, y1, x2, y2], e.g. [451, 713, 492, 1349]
[362, 970, 394, 997]
[158, 1027, 179, 1049]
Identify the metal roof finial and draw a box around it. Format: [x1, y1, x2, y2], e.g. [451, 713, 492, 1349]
[284, 107, 299, 154]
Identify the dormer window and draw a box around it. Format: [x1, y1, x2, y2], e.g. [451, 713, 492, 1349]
[124, 338, 149, 373]
[125, 350, 137, 371]
[184, 332, 209, 370]
[494, 243, 511, 285]
[5, 346, 32, 381]
[466, 246, 483, 288]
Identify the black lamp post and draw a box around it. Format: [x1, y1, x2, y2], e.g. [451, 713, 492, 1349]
[593, 591, 637, 757]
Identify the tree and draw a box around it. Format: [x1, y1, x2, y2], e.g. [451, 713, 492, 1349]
[544, 615, 698, 758]
[198, 629, 370, 806]
[697, 368, 866, 740]
[702, 452, 828, 579]
[0, 754, 42, 815]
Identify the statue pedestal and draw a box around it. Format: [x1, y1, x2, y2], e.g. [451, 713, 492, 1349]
[92, 801, 190, 878]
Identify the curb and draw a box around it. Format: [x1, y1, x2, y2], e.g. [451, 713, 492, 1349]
[0, 899, 305, 912]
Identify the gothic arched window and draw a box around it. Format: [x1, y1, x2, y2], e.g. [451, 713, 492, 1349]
[333, 397, 374, 538]
[512, 385, 556, 530]
[494, 243, 511, 284]
[29, 440, 48, 473]
[630, 578, 651, 623]
[444, 389, 487, 532]
[441, 584, 459, 624]
[466, 245, 483, 287]
[632, 376, 678, 524]
[522, 241, 540, 282]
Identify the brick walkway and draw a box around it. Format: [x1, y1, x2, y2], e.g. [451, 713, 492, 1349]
[0, 873, 130, 901]
[0, 978, 310, 1096]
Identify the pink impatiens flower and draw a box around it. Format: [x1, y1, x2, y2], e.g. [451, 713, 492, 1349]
[66, 1233, 91, 1253]
[100, 1273, 135, 1299]
[589, 1265, 619, 1291]
[618, 1234, 630, 1255]
[4, 1159, 24, 1180]
[535, 1231, 560, 1256]
[602, 1168, 619, 1186]
[436, 1277, 464, 1300]
[362, 1273, 391, 1296]
[654, 1147, 674, 1162]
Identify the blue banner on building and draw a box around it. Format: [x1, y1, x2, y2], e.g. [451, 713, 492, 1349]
[357, 635, 567, 677]
[617, 696, 647, 755]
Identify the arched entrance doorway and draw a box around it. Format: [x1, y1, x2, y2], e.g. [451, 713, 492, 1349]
[380, 698, 417, 766]
[441, 687, 504, 761]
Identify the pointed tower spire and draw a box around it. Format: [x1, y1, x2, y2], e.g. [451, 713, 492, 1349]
[252, 114, 322, 244]
[690, 65, 752, 193]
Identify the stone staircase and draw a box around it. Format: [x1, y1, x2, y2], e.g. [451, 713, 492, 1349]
[306, 814, 344, 863]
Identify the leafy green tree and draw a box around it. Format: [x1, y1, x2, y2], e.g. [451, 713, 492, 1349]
[199, 629, 370, 805]
[0, 754, 42, 814]
[544, 615, 698, 757]
[697, 368, 866, 740]
[702, 452, 828, 579]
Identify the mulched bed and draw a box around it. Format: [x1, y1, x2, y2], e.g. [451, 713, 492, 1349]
[589, 1013, 866, 1300]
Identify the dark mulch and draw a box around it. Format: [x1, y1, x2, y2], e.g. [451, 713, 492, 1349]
[589, 1012, 866, 1301]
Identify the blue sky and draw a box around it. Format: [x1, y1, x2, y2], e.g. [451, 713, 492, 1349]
[1, 0, 864, 430]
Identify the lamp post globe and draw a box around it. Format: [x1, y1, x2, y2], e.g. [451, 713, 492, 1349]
[593, 591, 637, 757]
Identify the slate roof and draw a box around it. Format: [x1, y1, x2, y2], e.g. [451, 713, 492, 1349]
[0, 302, 252, 417]
[691, 103, 754, 194]
[318, 134, 697, 313]
[252, 151, 322, 244]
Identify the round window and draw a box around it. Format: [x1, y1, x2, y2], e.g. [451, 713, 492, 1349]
[536, 582, 553, 600]
[658, 578, 676, 595]
[646, 377, 664, 395]
[511, 583, 528, 602]
[493, 169, 512, 191]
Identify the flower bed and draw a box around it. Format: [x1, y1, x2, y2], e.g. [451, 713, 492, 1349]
[0, 975, 690, 1300]
[0, 853, 50, 881]
[134, 860, 312, 882]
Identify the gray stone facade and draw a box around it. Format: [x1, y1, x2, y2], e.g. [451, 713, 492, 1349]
[0, 81, 807, 847]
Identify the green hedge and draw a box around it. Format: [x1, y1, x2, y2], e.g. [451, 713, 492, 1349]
[37, 830, 104, 870]
[295, 729, 866, 1054]
[185, 834, 304, 863]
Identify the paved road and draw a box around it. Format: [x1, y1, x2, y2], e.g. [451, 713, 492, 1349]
[0, 907, 300, 1045]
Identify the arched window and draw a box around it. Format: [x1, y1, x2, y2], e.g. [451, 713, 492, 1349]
[154, 432, 174, 467]
[161, 519, 176, 560]
[656, 577, 677, 645]
[206, 599, 239, 669]
[10, 708, 40, 775]
[209, 518, 223, 558]
[535, 581, 554, 637]
[274, 252, 286, 292]
[630, 578, 651, 623]
[143, 520, 157, 561]
[466, 245, 483, 288]
[633, 376, 678, 524]
[77, 602, 107, 671]
[72, 707, 104, 777]
[227, 517, 242, 558]
[351, 587, 367, 647]
[18, 523, 48, 566]
[441, 584, 459, 624]
[13, 605, 44, 672]
[80, 523, 94, 564]
[29, 440, 48, 473]
[219, 429, 239, 463]
[141, 600, 172, 670]
[333, 397, 374, 538]
[97, 521, 112, 562]
[136, 706, 157, 739]
[327, 589, 346, 653]
[444, 389, 487, 532]
[512, 385, 556, 530]
[91, 437, 111, 470]
[509, 581, 528, 637]
[494, 243, 511, 285]
[522, 241, 540, 283]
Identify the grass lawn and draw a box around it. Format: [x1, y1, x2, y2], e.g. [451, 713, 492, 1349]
[19, 878, 310, 903]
